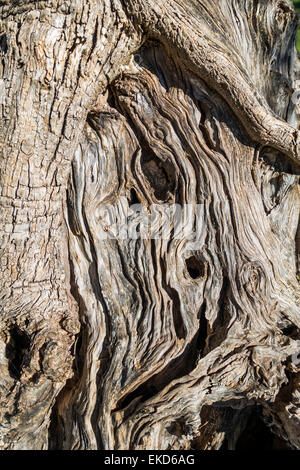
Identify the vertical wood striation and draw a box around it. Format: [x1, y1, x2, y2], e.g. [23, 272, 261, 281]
[0, 0, 299, 450]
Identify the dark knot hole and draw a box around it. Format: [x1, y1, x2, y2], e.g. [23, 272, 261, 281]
[185, 255, 206, 280]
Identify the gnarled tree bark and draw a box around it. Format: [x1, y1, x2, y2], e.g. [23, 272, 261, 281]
[0, 0, 299, 450]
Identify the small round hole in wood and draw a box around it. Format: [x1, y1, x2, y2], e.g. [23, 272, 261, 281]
[185, 255, 206, 280]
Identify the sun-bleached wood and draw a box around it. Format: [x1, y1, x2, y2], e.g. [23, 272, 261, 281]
[0, 0, 299, 450]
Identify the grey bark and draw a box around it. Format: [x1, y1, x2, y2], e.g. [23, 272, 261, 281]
[0, 0, 299, 450]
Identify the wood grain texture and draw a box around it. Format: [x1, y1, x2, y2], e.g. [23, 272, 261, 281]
[0, 0, 299, 450]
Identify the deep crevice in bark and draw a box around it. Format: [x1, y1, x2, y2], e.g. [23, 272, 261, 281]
[6, 327, 30, 380]
[235, 407, 291, 450]
[113, 333, 201, 414]
[196, 300, 208, 356]
[1, 0, 299, 451]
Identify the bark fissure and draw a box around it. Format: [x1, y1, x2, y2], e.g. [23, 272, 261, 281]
[0, 0, 299, 450]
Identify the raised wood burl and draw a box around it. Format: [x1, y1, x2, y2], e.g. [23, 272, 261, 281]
[0, 0, 299, 450]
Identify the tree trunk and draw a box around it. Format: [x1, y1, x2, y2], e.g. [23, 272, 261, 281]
[0, 0, 299, 450]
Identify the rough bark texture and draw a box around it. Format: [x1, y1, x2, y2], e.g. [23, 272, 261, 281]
[0, 0, 299, 450]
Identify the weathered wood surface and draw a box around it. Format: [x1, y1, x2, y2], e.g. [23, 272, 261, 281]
[0, 0, 299, 449]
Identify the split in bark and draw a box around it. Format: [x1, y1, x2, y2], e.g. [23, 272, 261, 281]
[0, 0, 299, 450]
